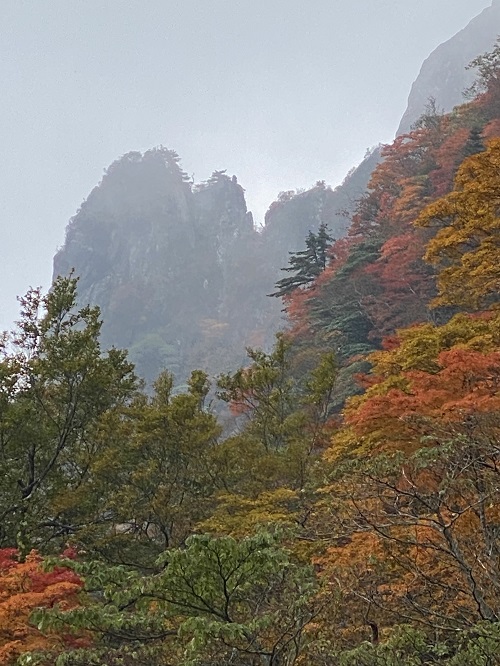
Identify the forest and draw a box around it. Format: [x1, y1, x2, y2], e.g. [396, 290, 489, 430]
[1, 40, 500, 666]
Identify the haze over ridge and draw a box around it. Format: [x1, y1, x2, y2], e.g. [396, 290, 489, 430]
[1, 0, 491, 330]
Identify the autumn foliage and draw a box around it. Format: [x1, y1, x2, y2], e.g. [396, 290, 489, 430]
[0, 549, 84, 665]
[418, 137, 500, 310]
[3, 36, 500, 666]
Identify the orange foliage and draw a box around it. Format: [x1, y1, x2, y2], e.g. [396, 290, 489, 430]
[430, 127, 469, 197]
[284, 286, 315, 337]
[347, 348, 500, 451]
[0, 549, 85, 665]
[483, 117, 500, 139]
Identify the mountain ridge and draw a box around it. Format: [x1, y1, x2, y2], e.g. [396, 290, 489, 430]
[398, 0, 500, 134]
[53, 3, 499, 384]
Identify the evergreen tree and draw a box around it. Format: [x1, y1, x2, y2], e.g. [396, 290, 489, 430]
[269, 223, 333, 298]
[462, 126, 485, 158]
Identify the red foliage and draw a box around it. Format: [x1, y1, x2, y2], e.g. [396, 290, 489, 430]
[348, 348, 500, 450]
[484, 118, 500, 139]
[0, 549, 86, 665]
[363, 230, 434, 337]
[429, 127, 469, 197]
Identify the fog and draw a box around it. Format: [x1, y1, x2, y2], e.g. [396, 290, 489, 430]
[0, 0, 491, 330]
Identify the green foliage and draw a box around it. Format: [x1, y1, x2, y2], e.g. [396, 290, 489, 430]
[208, 339, 339, 537]
[7, 40, 500, 665]
[27, 532, 317, 666]
[333, 622, 500, 666]
[462, 126, 485, 158]
[128, 333, 181, 383]
[0, 276, 137, 554]
[216, 335, 337, 473]
[158, 532, 317, 665]
[411, 97, 445, 132]
[307, 238, 381, 359]
[79, 369, 221, 565]
[335, 625, 446, 666]
[217, 334, 300, 451]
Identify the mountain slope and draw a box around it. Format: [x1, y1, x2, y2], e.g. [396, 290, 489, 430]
[53, 3, 499, 386]
[398, 0, 500, 134]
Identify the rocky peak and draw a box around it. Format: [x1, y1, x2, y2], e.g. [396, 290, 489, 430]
[397, 1, 500, 134]
[53, 150, 277, 384]
[193, 170, 254, 263]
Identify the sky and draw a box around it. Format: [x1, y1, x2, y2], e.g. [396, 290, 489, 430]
[0, 0, 492, 330]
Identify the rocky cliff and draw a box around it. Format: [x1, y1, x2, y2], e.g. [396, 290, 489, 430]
[53, 3, 500, 385]
[398, 0, 500, 134]
[54, 149, 262, 382]
[54, 144, 364, 384]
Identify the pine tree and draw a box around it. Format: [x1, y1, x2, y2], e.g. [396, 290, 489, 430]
[269, 223, 333, 298]
[462, 126, 485, 158]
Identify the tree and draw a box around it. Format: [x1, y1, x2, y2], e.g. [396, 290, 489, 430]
[217, 335, 337, 457]
[417, 138, 500, 310]
[411, 97, 445, 132]
[329, 623, 500, 666]
[0, 277, 137, 554]
[27, 533, 318, 666]
[466, 37, 500, 102]
[80, 369, 221, 566]
[269, 223, 333, 298]
[462, 126, 486, 158]
[322, 433, 500, 636]
[324, 308, 500, 459]
[210, 340, 338, 537]
[217, 335, 298, 452]
[0, 548, 85, 665]
[307, 238, 380, 356]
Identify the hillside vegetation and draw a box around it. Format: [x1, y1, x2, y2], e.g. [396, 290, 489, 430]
[2, 39, 500, 666]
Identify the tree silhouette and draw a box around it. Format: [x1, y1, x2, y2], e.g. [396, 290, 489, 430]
[269, 223, 333, 298]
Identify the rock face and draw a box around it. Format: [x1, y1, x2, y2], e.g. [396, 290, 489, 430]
[54, 150, 256, 382]
[398, 1, 500, 134]
[54, 149, 356, 384]
[315, 0, 500, 260]
[54, 3, 499, 384]
[54, 140, 372, 384]
[261, 147, 382, 272]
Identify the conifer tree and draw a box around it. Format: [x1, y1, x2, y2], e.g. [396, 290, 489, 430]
[269, 223, 333, 298]
[462, 126, 485, 158]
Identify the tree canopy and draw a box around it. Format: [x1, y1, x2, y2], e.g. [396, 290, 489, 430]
[5, 38, 500, 666]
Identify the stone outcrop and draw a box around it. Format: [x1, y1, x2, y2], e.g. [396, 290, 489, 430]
[398, 1, 500, 134]
[53, 2, 500, 385]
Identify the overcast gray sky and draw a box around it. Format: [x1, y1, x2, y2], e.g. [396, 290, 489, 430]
[0, 0, 492, 330]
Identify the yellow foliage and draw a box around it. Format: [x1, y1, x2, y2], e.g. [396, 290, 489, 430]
[417, 138, 500, 309]
[199, 488, 302, 537]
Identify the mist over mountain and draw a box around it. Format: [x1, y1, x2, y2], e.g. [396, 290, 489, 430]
[3, 1, 492, 334]
[398, 0, 500, 133]
[332, 0, 500, 237]
[5, 4, 500, 662]
[54, 149, 358, 384]
[53, 1, 499, 385]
